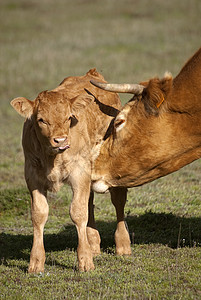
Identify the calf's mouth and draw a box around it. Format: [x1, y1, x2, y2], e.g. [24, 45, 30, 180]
[58, 144, 70, 151]
[49, 137, 70, 153]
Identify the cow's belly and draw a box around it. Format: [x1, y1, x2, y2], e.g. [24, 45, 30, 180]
[92, 180, 109, 194]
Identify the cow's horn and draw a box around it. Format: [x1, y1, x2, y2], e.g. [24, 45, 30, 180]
[90, 80, 144, 94]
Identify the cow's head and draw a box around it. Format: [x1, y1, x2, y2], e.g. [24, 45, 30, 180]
[91, 72, 173, 135]
[11, 90, 93, 155]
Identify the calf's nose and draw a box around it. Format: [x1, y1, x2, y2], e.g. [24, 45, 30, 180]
[54, 137, 67, 144]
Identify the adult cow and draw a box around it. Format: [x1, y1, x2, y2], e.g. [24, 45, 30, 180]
[91, 47, 201, 250]
[10, 69, 128, 273]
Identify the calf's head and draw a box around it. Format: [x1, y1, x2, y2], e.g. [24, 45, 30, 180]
[11, 90, 92, 155]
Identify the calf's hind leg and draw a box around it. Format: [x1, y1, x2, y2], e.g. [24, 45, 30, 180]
[110, 187, 131, 255]
[87, 191, 101, 256]
[70, 171, 95, 271]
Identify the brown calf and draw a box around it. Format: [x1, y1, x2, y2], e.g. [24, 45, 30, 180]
[11, 69, 131, 273]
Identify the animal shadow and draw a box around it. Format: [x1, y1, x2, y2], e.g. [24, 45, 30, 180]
[0, 212, 200, 270]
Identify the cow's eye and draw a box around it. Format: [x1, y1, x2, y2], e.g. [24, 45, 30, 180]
[114, 119, 125, 128]
[114, 118, 126, 132]
[38, 118, 47, 125]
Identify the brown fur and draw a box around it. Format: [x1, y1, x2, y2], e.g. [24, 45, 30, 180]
[92, 47, 201, 227]
[11, 69, 132, 273]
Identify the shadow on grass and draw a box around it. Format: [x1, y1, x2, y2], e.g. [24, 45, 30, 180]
[0, 212, 200, 268]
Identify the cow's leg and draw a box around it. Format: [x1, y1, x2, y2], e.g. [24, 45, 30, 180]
[86, 191, 101, 256]
[70, 173, 94, 271]
[110, 187, 131, 255]
[28, 188, 49, 273]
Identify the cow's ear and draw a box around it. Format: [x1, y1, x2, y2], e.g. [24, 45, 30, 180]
[71, 94, 94, 116]
[142, 73, 172, 115]
[10, 97, 34, 118]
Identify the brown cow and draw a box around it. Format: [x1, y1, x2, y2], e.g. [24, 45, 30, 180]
[10, 69, 130, 273]
[91, 47, 201, 248]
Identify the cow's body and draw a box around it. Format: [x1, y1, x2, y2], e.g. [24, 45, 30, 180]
[11, 69, 131, 273]
[92, 48, 201, 191]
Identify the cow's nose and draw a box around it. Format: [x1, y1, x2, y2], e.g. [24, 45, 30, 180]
[54, 137, 67, 144]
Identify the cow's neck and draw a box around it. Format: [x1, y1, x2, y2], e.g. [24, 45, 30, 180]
[169, 47, 201, 113]
[127, 48, 201, 186]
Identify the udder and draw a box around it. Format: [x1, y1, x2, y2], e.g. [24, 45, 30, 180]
[91, 180, 109, 194]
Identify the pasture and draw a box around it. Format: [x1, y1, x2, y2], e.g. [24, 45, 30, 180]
[0, 0, 201, 298]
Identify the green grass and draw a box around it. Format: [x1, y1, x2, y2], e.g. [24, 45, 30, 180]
[1, 0, 201, 299]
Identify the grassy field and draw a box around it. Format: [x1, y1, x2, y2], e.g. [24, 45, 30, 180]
[1, 0, 201, 299]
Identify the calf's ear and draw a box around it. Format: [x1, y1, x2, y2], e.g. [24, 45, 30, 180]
[10, 97, 34, 118]
[71, 94, 94, 116]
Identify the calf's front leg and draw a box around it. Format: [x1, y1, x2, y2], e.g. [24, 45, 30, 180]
[28, 188, 49, 273]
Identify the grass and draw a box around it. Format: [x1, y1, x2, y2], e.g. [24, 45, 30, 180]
[0, 0, 201, 299]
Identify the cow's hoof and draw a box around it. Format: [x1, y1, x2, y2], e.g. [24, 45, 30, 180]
[115, 241, 132, 256]
[116, 246, 132, 256]
[115, 224, 132, 256]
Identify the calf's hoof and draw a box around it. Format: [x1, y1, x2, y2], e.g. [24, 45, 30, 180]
[86, 227, 101, 256]
[78, 256, 95, 272]
[28, 253, 45, 273]
[28, 259, 45, 274]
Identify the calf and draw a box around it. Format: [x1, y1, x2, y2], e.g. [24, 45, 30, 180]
[11, 69, 131, 273]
